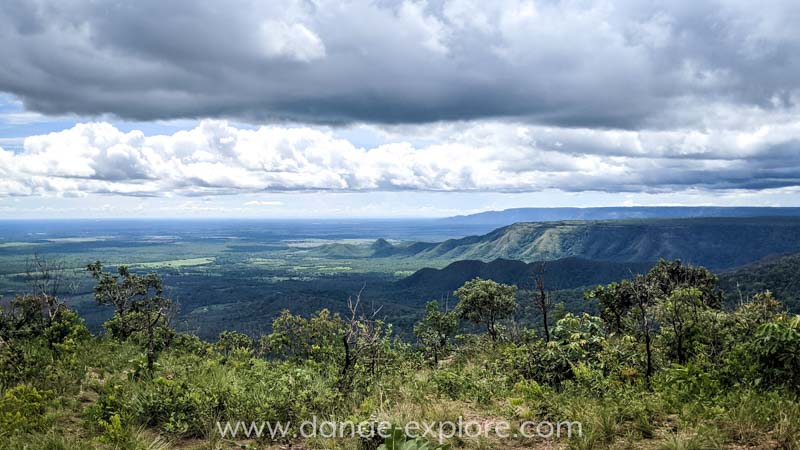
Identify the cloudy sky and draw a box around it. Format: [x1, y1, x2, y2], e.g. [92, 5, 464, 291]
[1, 0, 799, 218]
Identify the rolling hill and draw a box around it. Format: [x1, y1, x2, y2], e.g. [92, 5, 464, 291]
[720, 252, 800, 311]
[312, 217, 800, 270]
[397, 257, 653, 293]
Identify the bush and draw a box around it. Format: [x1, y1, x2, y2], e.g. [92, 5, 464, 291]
[85, 382, 134, 430]
[134, 376, 206, 436]
[655, 363, 721, 411]
[0, 338, 51, 388]
[0, 384, 51, 437]
[44, 309, 90, 350]
[749, 316, 800, 391]
[378, 425, 450, 450]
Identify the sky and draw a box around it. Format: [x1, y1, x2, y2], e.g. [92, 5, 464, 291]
[1, 0, 800, 218]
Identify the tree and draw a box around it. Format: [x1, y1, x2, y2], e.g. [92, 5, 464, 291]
[454, 278, 517, 342]
[87, 261, 174, 374]
[338, 288, 392, 393]
[734, 291, 784, 328]
[87, 261, 164, 340]
[656, 287, 707, 364]
[630, 274, 657, 387]
[586, 260, 726, 385]
[414, 300, 458, 365]
[645, 259, 723, 308]
[532, 263, 553, 342]
[216, 331, 253, 359]
[24, 254, 72, 325]
[585, 280, 636, 335]
[262, 309, 344, 362]
[750, 315, 800, 391]
[130, 283, 174, 375]
[2, 295, 50, 339]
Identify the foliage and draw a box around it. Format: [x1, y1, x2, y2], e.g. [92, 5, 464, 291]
[379, 425, 450, 450]
[454, 278, 517, 342]
[0, 258, 799, 448]
[413, 301, 458, 365]
[655, 288, 713, 364]
[0, 384, 50, 437]
[87, 261, 165, 341]
[89, 261, 175, 373]
[44, 308, 91, 352]
[260, 309, 344, 363]
[216, 330, 253, 359]
[585, 281, 635, 335]
[749, 315, 800, 391]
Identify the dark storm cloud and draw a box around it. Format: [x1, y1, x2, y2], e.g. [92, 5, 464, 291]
[2, 0, 800, 127]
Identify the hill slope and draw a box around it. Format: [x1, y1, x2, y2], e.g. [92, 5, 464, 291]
[312, 217, 800, 270]
[398, 257, 653, 293]
[720, 253, 800, 311]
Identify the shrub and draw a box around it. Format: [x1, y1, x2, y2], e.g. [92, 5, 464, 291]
[215, 330, 253, 359]
[260, 309, 344, 363]
[134, 376, 205, 436]
[85, 382, 134, 429]
[749, 316, 800, 391]
[378, 425, 450, 450]
[44, 309, 91, 354]
[655, 363, 721, 410]
[0, 384, 50, 437]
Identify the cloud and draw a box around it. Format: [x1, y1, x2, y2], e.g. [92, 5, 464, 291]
[1, 0, 799, 127]
[0, 118, 798, 197]
[259, 21, 326, 62]
[244, 200, 284, 206]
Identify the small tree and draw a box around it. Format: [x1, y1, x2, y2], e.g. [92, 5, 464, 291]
[25, 254, 72, 325]
[645, 259, 723, 308]
[261, 309, 344, 362]
[87, 261, 163, 340]
[3, 295, 50, 338]
[750, 315, 800, 391]
[585, 280, 636, 336]
[414, 300, 458, 365]
[656, 287, 707, 364]
[629, 274, 659, 387]
[130, 292, 174, 374]
[217, 331, 253, 359]
[339, 288, 392, 393]
[87, 262, 174, 374]
[455, 278, 517, 342]
[532, 263, 553, 342]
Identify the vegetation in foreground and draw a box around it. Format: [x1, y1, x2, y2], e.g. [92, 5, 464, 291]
[1, 258, 799, 449]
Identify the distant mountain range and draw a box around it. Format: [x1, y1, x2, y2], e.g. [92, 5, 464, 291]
[311, 217, 800, 270]
[440, 207, 800, 226]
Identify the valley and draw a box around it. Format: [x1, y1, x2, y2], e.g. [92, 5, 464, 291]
[2, 216, 799, 339]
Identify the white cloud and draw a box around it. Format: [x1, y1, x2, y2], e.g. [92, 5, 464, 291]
[244, 200, 284, 206]
[259, 21, 326, 62]
[0, 113, 798, 199]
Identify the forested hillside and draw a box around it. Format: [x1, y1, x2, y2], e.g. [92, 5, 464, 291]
[721, 252, 800, 311]
[398, 257, 652, 293]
